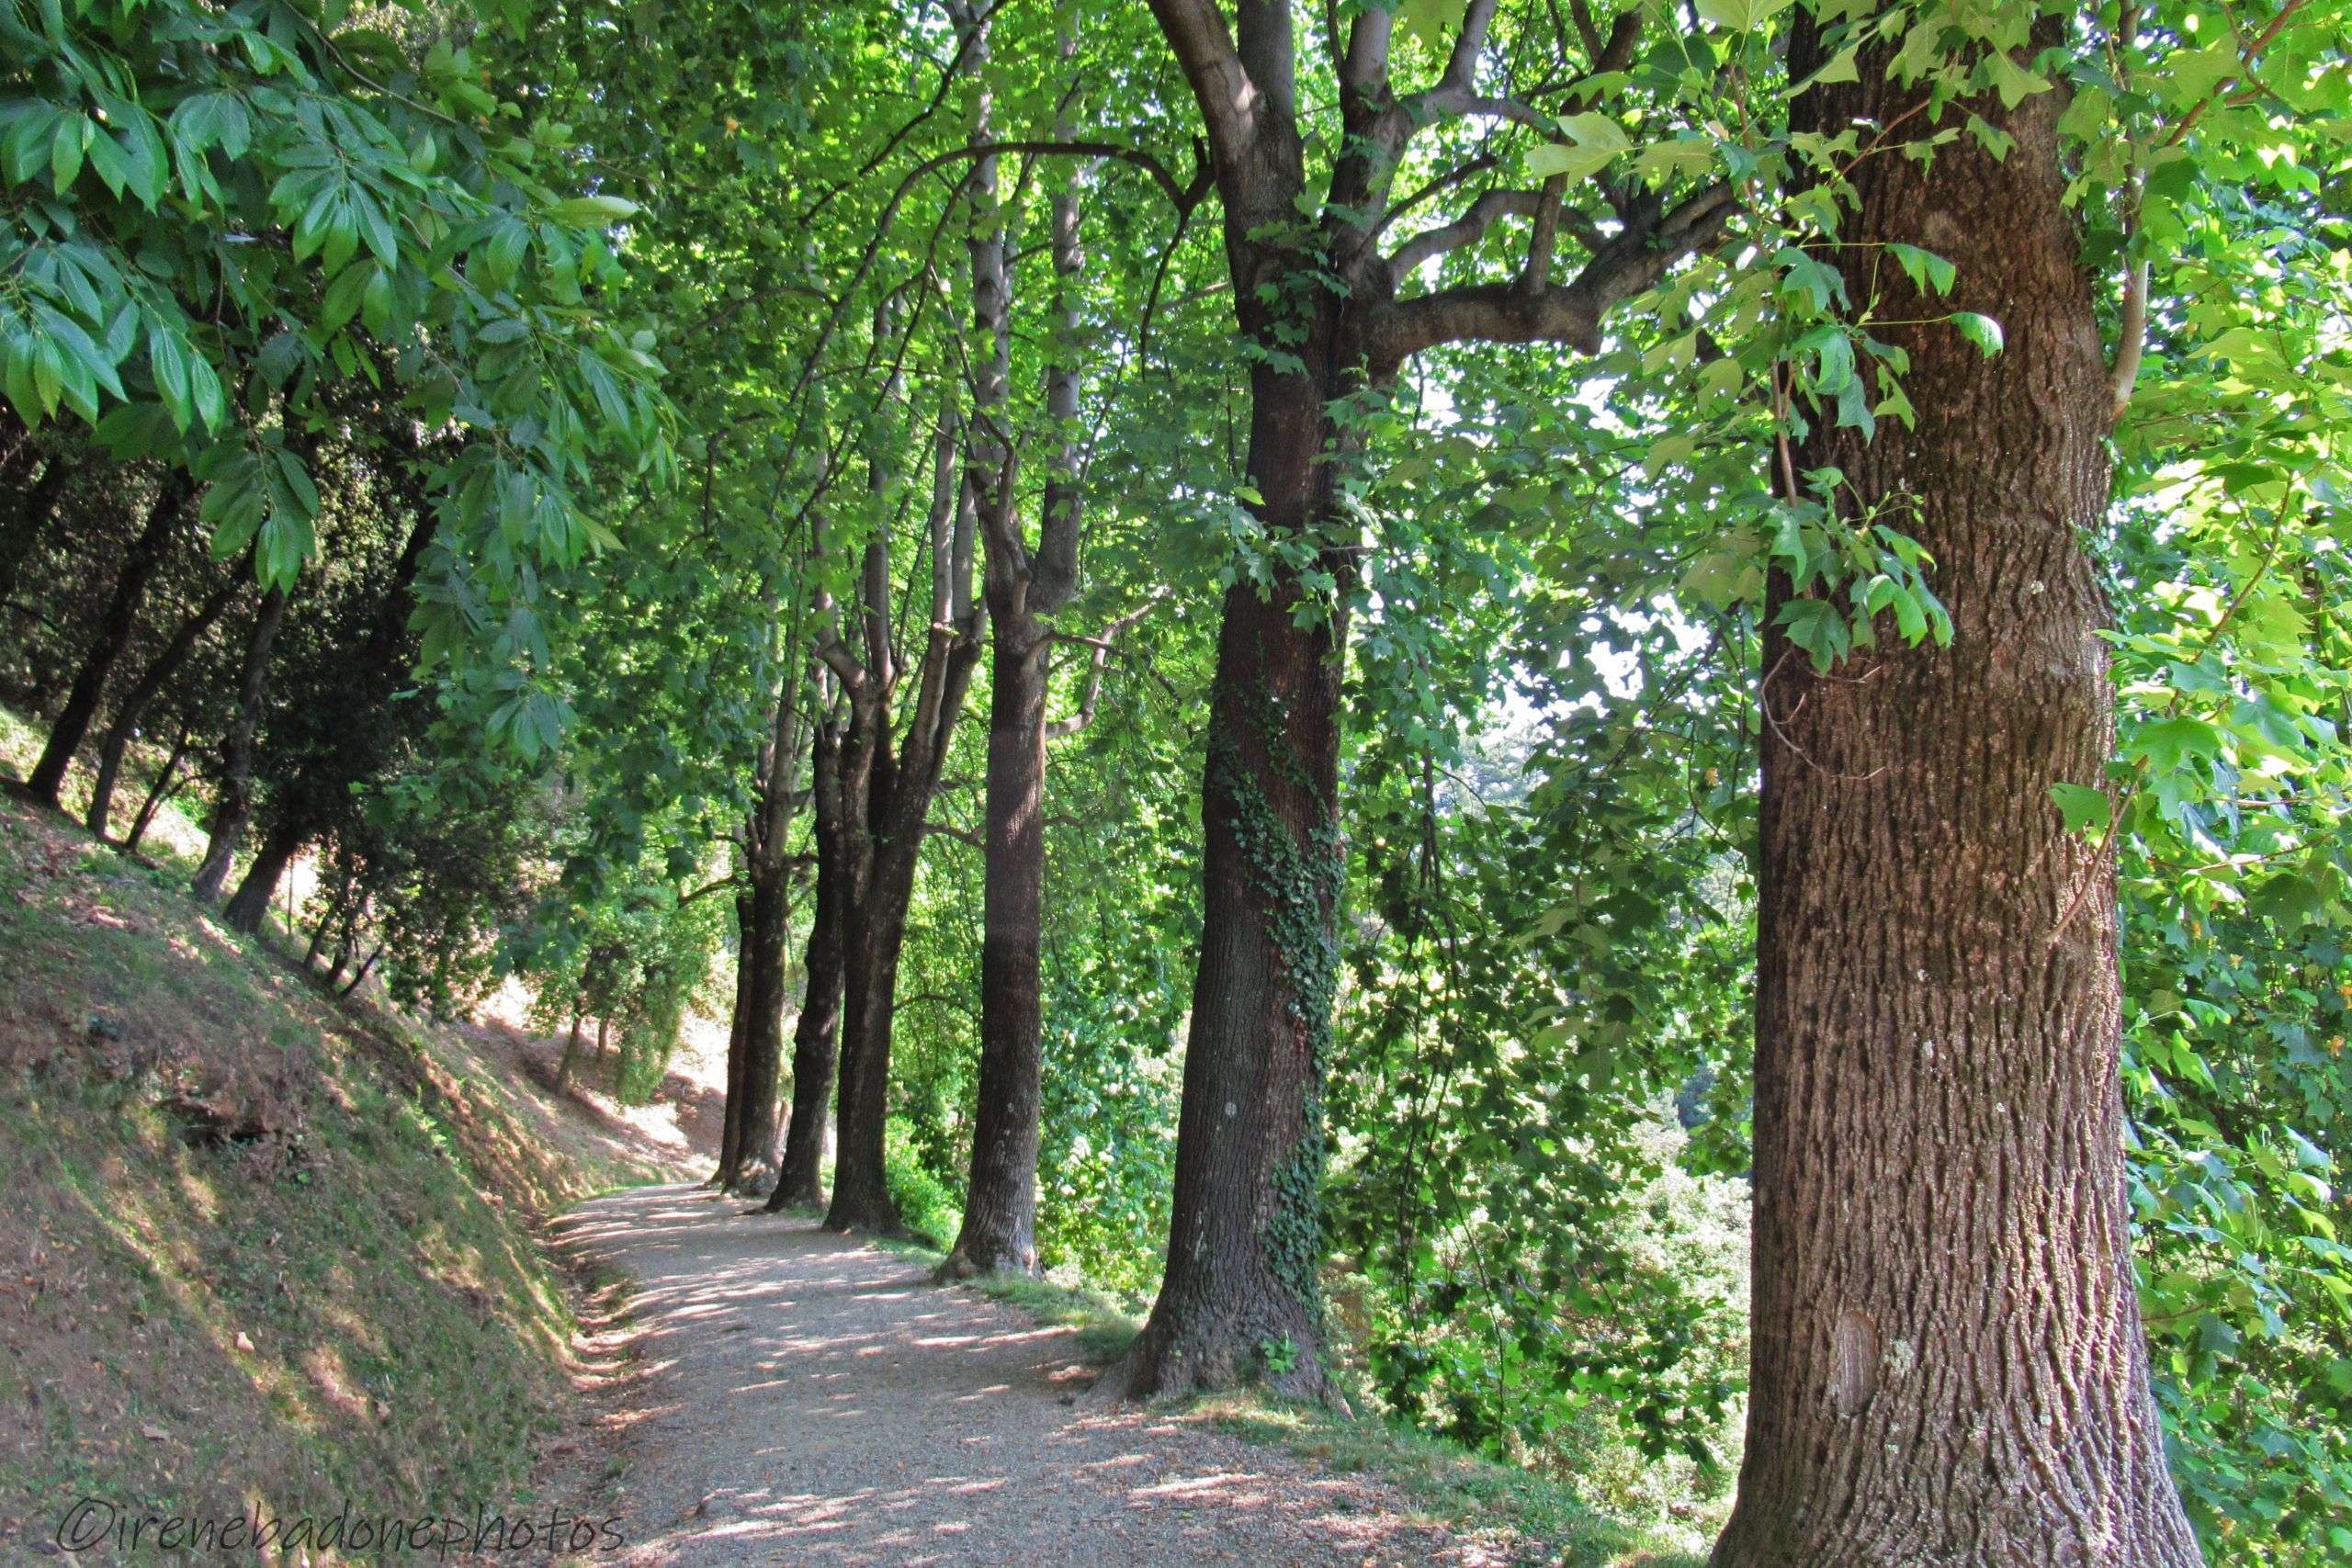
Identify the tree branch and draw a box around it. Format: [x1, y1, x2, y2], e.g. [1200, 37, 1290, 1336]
[1389, 187, 1544, 275]
[1144, 0, 1259, 169]
[1363, 183, 1736, 367]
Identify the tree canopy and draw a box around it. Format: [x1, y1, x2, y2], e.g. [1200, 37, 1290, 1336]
[4, 0, 2349, 1559]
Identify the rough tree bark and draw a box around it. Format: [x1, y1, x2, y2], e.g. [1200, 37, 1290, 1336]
[1707, 16, 2199, 1566]
[941, 0, 1074, 1279]
[86, 561, 246, 838]
[714, 889, 755, 1185]
[819, 404, 984, 1235]
[191, 584, 289, 901]
[718, 674, 808, 1194]
[24, 474, 192, 807]
[940, 2, 1157, 1281]
[1104, 0, 1728, 1403]
[223, 818, 304, 934]
[769, 705, 846, 1212]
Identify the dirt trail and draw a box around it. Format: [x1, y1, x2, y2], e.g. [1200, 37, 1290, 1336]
[556, 1185, 1498, 1567]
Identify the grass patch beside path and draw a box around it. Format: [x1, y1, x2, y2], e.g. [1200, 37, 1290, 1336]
[1201, 1391, 1707, 1568]
[967, 1271, 1144, 1365]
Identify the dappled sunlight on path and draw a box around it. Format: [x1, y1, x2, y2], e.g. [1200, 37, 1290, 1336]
[556, 1185, 1489, 1566]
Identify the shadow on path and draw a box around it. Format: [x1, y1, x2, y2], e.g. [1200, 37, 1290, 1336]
[556, 1184, 1486, 1567]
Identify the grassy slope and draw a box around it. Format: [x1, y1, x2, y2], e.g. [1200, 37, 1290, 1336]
[0, 711, 692, 1560]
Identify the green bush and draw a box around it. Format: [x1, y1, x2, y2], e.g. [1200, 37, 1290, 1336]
[886, 1115, 961, 1245]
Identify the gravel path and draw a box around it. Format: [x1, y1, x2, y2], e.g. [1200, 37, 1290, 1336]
[555, 1184, 1498, 1567]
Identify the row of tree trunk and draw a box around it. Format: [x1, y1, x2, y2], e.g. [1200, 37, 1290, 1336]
[12, 435, 440, 965]
[698, 3, 2199, 1554]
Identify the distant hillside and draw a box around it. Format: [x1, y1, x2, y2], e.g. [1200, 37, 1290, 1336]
[0, 756, 713, 1561]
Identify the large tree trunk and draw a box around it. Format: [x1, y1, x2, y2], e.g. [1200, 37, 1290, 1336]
[770, 717, 846, 1212]
[223, 818, 304, 935]
[24, 475, 190, 807]
[825, 724, 902, 1234]
[719, 674, 808, 1194]
[86, 565, 244, 838]
[192, 585, 289, 901]
[820, 397, 983, 1236]
[1708, 19, 2199, 1566]
[729, 840, 795, 1193]
[942, 619, 1049, 1276]
[943, 3, 1088, 1280]
[1104, 359, 1351, 1402]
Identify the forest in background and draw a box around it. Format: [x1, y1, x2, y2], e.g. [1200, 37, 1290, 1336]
[1, 0, 2347, 1560]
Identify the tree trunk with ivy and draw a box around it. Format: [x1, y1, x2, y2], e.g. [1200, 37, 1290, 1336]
[1106, 0, 1729, 1403]
[1708, 17, 2199, 1566]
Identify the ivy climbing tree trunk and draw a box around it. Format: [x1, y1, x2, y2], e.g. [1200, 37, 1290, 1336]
[1105, 0, 1729, 1403]
[25, 473, 191, 807]
[192, 583, 289, 902]
[1707, 16, 2199, 1566]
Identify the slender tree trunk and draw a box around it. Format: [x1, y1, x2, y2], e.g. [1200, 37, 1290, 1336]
[1708, 19, 2198, 1566]
[302, 866, 351, 968]
[716, 889, 754, 1187]
[943, 0, 1088, 1280]
[222, 818, 303, 934]
[0, 450, 72, 619]
[730, 854, 794, 1193]
[122, 723, 190, 853]
[24, 475, 190, 807]
[192, 585, 289, 901]
[86, 566, 243, 837]
[720, 674, 808, 1194]
[771, 718, 846, 1212]
[559, 1008, 584, 1092]
[825, 722, 899, 1233]
[944, 618, 1049, 1275]
[339, 949, 378, 998]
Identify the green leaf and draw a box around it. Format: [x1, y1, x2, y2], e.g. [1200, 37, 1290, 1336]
[1950, 312, 2004, 356]
[1396, 0, 1470, 48]
[545, 194, 643, 226]
[2130, 716, 2224, 773]
[1694, 0, 1792, 31]
[2049, 783, 2109, 835]
[1884, 243, 1955, 296]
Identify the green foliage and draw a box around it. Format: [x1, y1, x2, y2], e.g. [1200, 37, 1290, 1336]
[884, 1114, 961, 1248]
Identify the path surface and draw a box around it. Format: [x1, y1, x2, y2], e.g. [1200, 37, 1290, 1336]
[555, 1185, 1496, 1567]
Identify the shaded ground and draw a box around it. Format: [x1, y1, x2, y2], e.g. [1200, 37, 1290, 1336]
[558, 1186, 1507, 1566]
